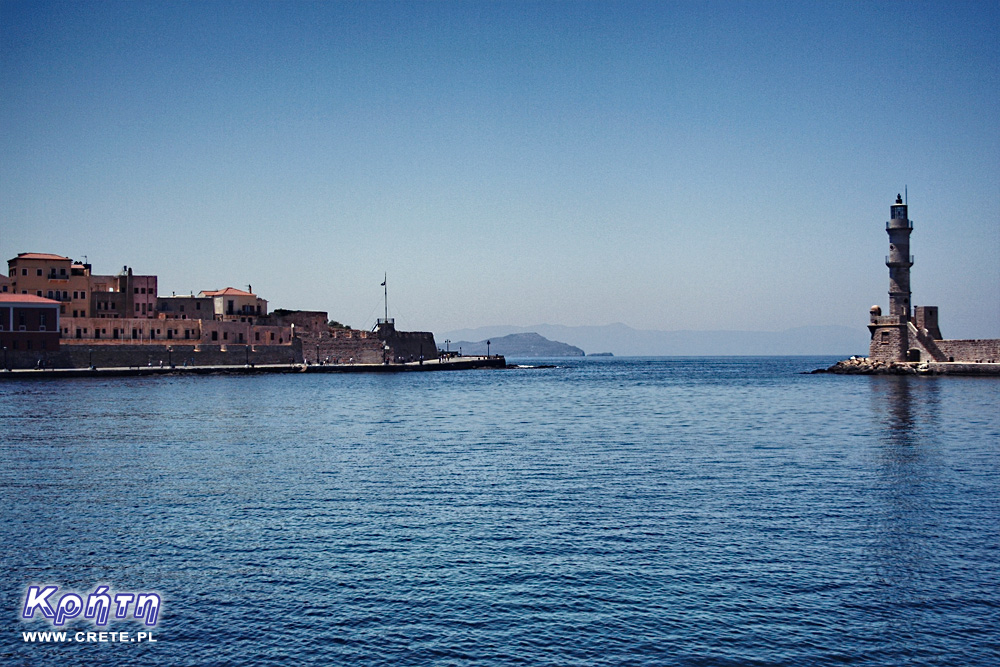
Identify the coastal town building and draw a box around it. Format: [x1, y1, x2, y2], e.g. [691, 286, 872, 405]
[0, 294, 61, 356]
[868, 195, 1000, 364]
[6, 253, 92, 318]
[156, 295, 214, 319]
[200, 287, 267, 322]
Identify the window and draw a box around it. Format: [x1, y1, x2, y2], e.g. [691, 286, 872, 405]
[211, 331, 218, 341]
[196, 303, 201, 310]
[36, 269, 42, 276]
[223, 332, 228, 340]
[135, 287, 139, 294]
[60, 268, 66, 276]
[881, 331, 890, 343]
[21, 269, 27, 276]
[80, 291, 86, 299]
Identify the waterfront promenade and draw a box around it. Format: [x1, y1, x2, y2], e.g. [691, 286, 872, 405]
[0, 355, 506, 379]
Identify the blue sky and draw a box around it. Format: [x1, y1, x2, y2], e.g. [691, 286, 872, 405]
[2, 1, 997, 338]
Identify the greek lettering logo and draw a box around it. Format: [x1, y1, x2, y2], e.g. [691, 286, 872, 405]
[22, 585, 161, 627]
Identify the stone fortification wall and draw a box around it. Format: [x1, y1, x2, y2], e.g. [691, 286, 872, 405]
[270, 311, 329, 332]
[296, 328, 385, 365]
[380, 330, 439, 363]
[8, 341, 302, 370]
[933, 339, 1000, 363]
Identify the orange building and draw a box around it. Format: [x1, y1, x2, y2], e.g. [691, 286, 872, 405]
[6, 253, 91, 317]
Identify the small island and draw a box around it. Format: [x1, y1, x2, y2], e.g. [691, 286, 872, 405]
[448, 332, 584, 357]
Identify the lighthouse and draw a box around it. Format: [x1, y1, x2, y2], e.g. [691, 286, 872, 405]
[868, 194, 914, 362]
[886, 194, 913, 319]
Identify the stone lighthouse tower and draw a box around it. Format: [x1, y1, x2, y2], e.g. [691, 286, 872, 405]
[868, 194, 913, 362]
[886, 194, 913, 319]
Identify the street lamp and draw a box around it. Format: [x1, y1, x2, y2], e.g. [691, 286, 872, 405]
[486, 340, 491, 358]
[245, 345, 250, 366]
[2, 346, 7, 371]
[445, 339, 450, 353]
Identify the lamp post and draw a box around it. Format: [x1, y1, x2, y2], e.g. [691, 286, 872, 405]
[88, 348, 94, 370]
[316, 343, 320, 365]
[486, 340, 491, 358]
[445, 339, 450, 353]
[245, 345, 250, 366]
[168, 347, 173, 368]
[2, 346, 7, 371]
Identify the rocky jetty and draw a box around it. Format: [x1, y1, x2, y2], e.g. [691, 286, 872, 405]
[813, 357, 935, 375]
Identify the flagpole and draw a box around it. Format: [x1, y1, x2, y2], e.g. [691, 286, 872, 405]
[383, 273, 388, 322]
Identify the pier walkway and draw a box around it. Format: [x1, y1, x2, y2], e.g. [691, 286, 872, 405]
[0, 355, 506, 380]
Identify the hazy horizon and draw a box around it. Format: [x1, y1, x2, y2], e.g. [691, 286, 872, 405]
[3, 1, 998, 339]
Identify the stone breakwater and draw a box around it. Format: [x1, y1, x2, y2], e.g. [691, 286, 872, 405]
[814, 357, 1000, 376]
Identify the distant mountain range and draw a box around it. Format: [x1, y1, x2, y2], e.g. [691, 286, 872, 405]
[439, 323, 869, 357]
[447, 332, 584, 357]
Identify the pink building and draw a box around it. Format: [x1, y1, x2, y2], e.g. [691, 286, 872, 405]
[0, 294, 61, 354]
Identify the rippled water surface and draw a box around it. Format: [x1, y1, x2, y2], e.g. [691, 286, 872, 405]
[2, 357, 999, 666]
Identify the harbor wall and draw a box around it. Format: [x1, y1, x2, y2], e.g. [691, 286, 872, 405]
[6, 341, 302, 370]
[933, 339, 1000, 363]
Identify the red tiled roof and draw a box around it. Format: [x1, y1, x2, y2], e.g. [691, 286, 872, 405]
[0, 294, 61, 305]
[201, 287, 255, 296]
[9, 252, 72, 262]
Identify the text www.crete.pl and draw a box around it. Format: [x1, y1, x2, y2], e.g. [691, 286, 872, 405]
[23, 631, 156, 643]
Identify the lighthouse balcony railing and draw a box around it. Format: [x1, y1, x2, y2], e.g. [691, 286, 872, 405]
[886, 255, 914, 265]
[886, 220, 913, 230]
[870, 315, 905, 326]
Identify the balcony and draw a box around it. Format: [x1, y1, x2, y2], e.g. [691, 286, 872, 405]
[886, 220, 913, 230]
[886, 255, 914, 266]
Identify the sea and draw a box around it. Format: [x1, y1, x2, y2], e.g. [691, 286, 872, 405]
[1, 356, 998, 666]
